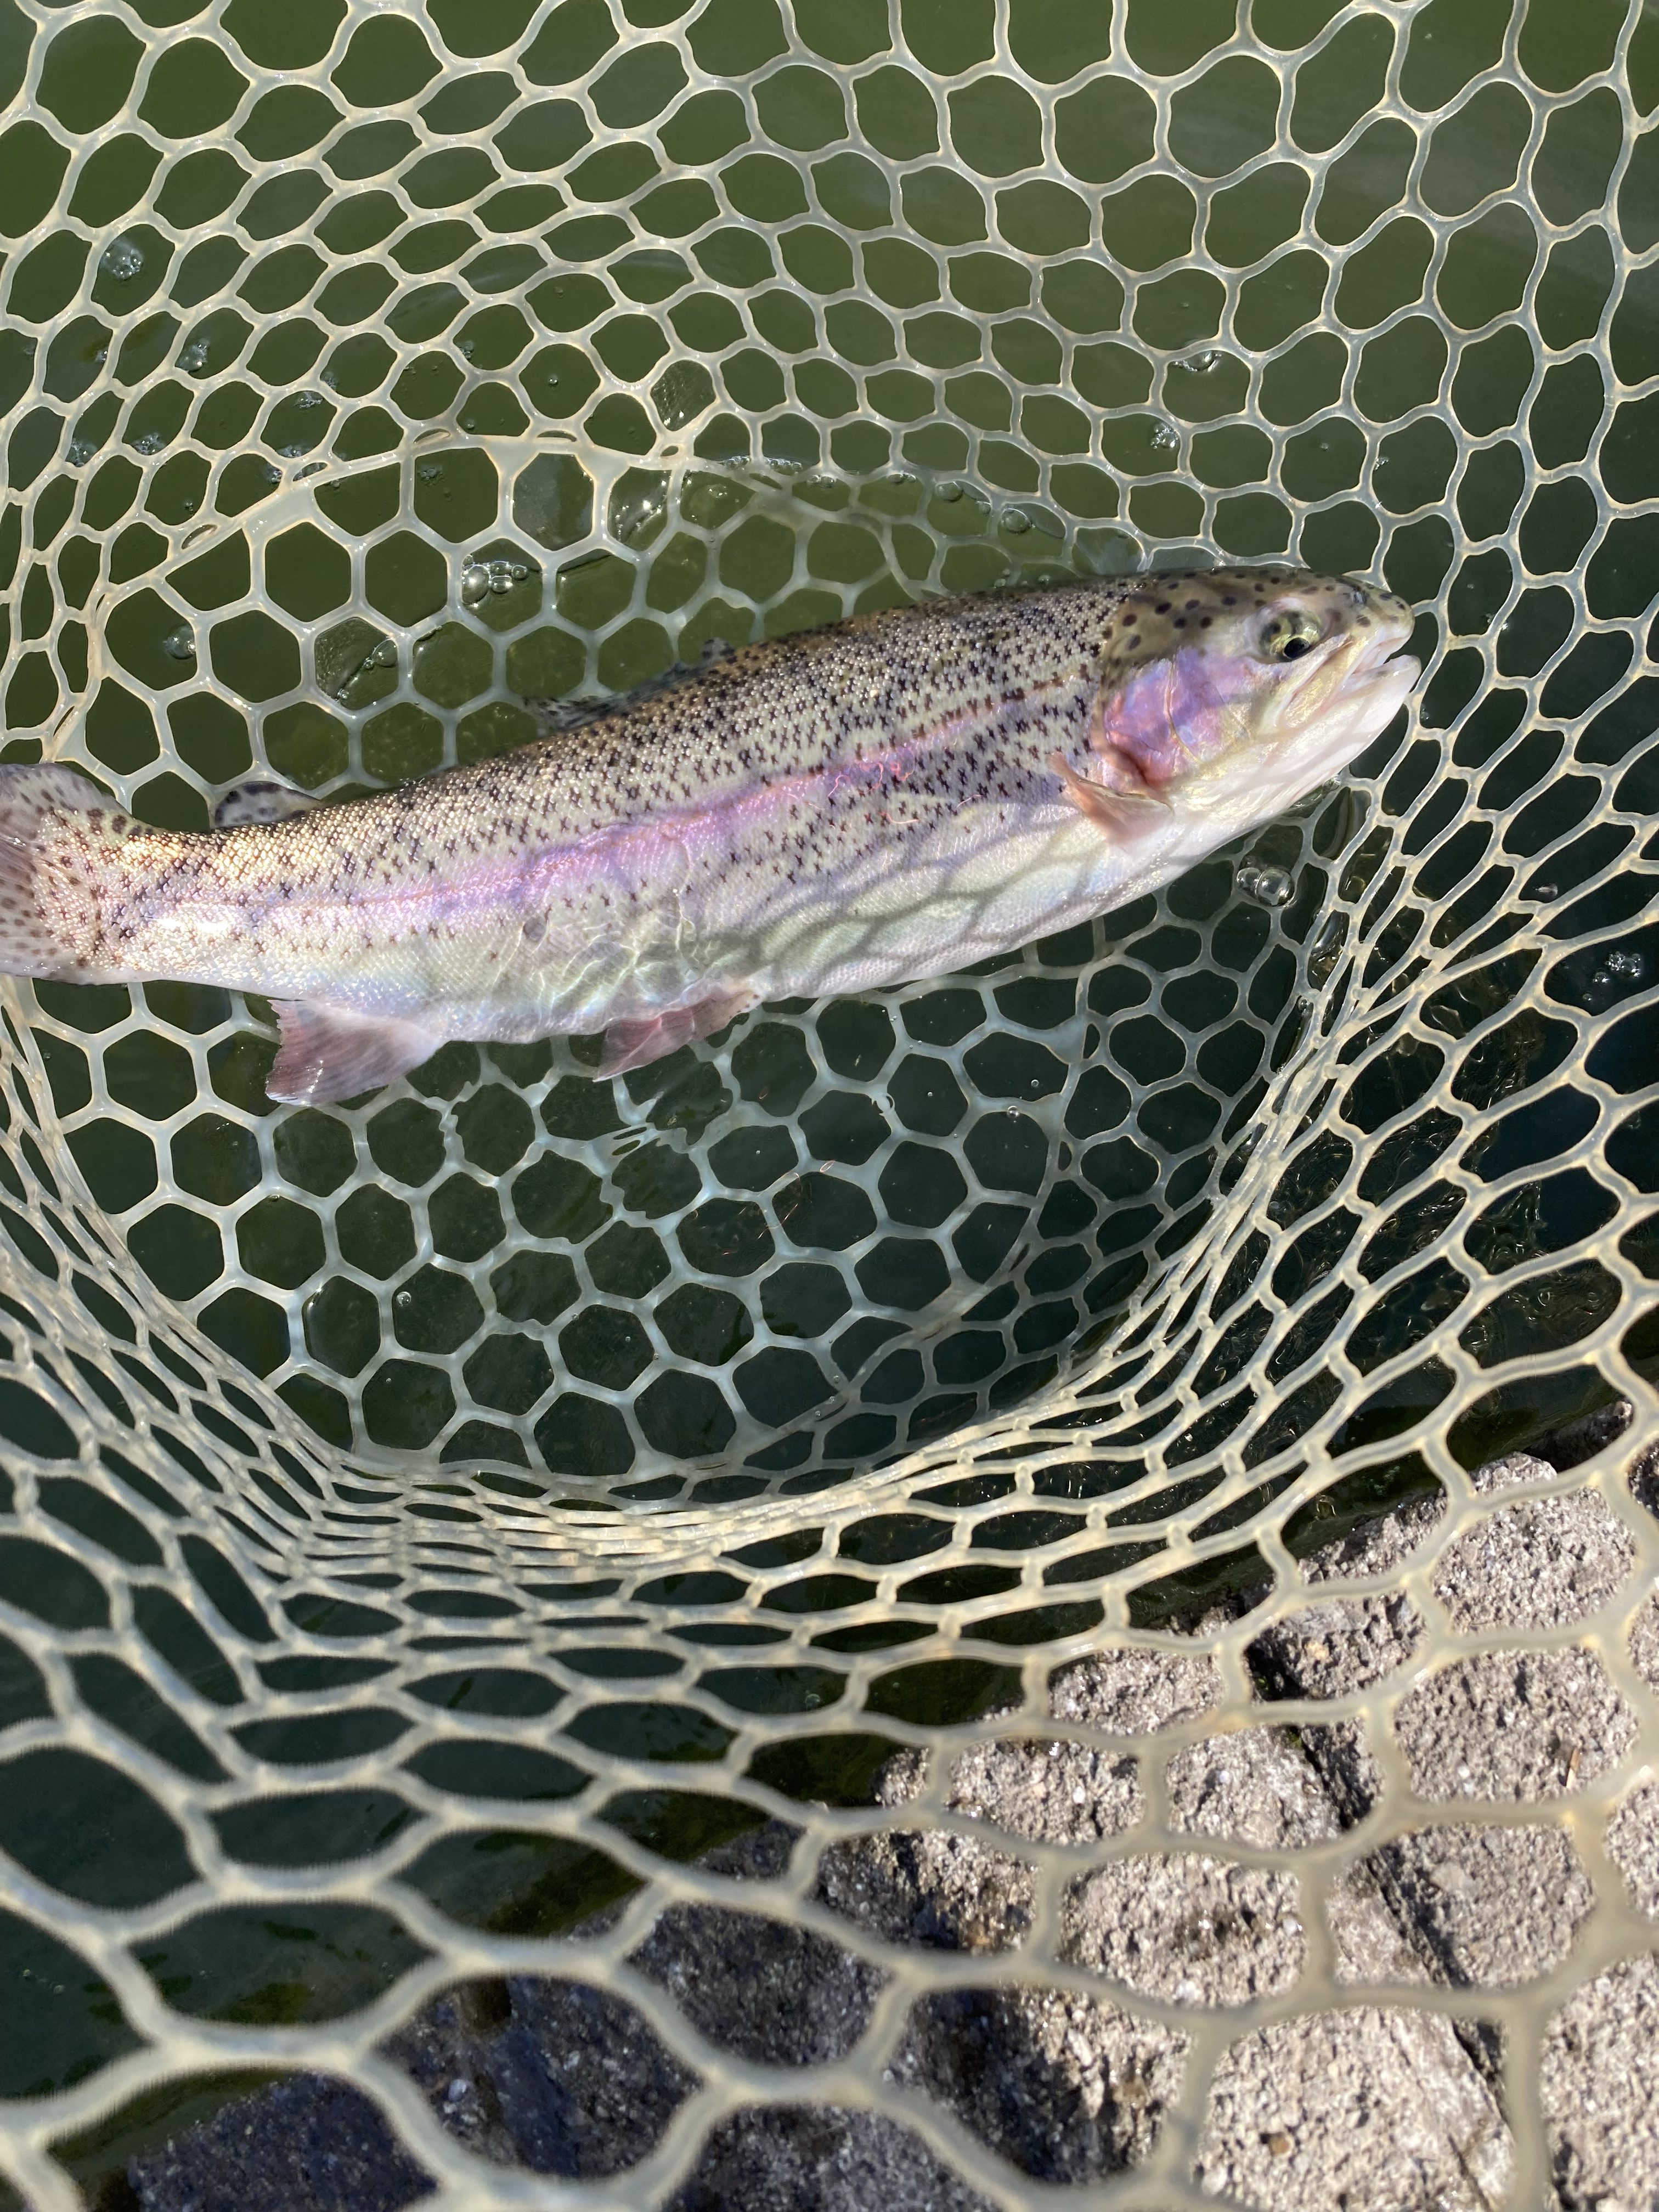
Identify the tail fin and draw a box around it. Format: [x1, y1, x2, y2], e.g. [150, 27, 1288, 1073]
[0, 764, 112, 979]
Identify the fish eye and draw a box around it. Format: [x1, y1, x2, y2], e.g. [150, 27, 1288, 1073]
[1258, 609, 1325, 664]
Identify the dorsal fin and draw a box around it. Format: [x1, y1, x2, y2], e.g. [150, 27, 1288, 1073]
[524, 637, 733, 733]
[213, 779, 322, 831]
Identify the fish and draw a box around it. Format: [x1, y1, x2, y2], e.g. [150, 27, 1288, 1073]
[0, 566, 1415, 1106]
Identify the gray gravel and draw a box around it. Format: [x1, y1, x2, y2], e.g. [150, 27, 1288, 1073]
[115, 1427, 1657, 2212]
[1609, 1774, 1659, 1920]
[1165, 1723, 1345, 1848]
[1248, 1590, 1425, 1700]
[890, 1983, 1188, 2183]
[1060, 1852, 1306, 2005]
[1394, 1647, 1638, 1802]
[663, 2103, 999, 2212]
[1430, 1488, 1635, 1632]
[1046, 1643, 1223, 1732]
[127, 2074, 431, 2212]
[382, 1973, 699, 2177]
[1299, 1485, 1447, 1579]
[1192, 2006, 1514, 2211]
[631, 1901, 887, 2066]
[817, 1822, 1036, 1955]
[1540, 1950, 1659, 2211]
[945, 1730, 1144, 1845]
[1470, 1447, 1561, 1492]
[1349, 1822, 1596, 1989]
[1628, 1584, 1659, 1689]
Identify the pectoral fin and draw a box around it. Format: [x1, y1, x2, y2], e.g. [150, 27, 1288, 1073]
[599, 989, 756, 1077]
[268, 1001, 439, 1104]
[1051, 752, 1170, 837]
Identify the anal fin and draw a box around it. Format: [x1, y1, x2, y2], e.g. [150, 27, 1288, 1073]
[268, 1000, 439, 1104]
[599, 989, 755, 1077]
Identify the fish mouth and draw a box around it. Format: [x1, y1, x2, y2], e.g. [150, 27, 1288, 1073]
[1344, 591, 1421, 718]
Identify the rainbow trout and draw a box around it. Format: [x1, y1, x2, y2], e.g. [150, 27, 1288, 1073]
[0, 567, 1414, 1104]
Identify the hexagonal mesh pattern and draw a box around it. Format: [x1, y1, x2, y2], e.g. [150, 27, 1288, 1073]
[0, 0, 1656, 2204]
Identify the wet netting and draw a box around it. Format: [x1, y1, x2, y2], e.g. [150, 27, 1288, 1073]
[0, 0, 1656, 2203]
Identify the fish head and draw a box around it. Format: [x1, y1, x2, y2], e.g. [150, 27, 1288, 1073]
[1087, 566, 1418, 814]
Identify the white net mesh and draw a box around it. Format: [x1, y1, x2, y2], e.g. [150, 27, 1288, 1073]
[0, 0, 1656, 2202]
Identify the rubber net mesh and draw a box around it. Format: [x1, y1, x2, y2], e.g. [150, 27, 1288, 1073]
[0, 0, 1655, 2202]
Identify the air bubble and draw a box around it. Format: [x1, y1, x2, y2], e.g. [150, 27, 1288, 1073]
[612, 482, 667, 543]
[162, 628, 196, 661]
[67, 441, 94, 466]
[99, 239, 145, 283]
[1003, 510, 1031, 534]
[1235, 863, 1293, 907]
[1182, 350, 1221, 374]
[1589, 946, 1646, 1001]
[337, 640, 395, 699]
[179, 343, 208, 374]
[1150, 424, 1180, 455]
[132, 431, 164, 454]
[937, 482, 964, 503]
[463, 560, 527, 604]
